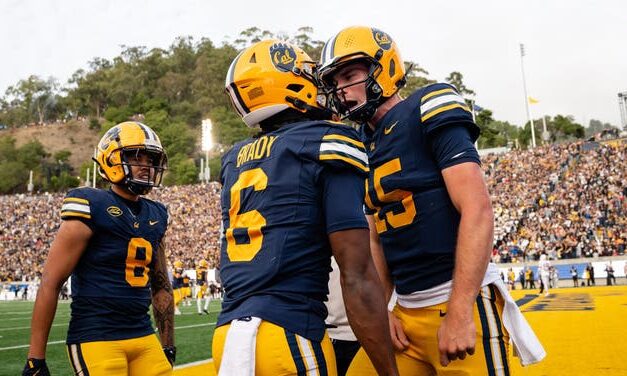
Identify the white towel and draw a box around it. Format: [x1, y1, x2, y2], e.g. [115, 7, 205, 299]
[485, 265, 547, 366]
[218, 317, 262, 376]
[396, 263, 546, 366]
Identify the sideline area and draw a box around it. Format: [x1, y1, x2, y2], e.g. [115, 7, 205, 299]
[174, 285, 627, 376]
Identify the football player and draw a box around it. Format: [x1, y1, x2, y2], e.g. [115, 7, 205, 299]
[171, 260, 184, 315]
[182, 270, 192, 306]
[319, 26, 545, 375]
[23, 122, 175, 376]
[213, 40, 398, 376]
[195, 259, 210, 314]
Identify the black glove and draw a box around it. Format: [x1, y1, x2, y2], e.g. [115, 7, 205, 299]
[163, 346, 176, 366]
[23, 358, 50, 376]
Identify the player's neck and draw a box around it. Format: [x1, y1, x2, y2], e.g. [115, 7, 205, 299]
[111, 184, 140, 202]
[368, 94, 402, 130]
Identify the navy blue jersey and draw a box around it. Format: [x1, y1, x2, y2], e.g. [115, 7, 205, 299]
[196, 269, 207, 286]
[171, 268, 184, 289]
[217, 120, 369, 341]
[362, 83, 480, 294]
[61, 187, 168, 343]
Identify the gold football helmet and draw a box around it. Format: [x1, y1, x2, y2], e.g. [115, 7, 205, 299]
[198, 259, 209, 268]
[225, 39, 328, 128]
[95, 121, 167, 195]
[318, 26, 406, 122]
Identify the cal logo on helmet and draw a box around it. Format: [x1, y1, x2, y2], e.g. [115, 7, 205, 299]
[372, 28, 392, 50]
[107, 206, 123, 217]
[270, 43, 297, 72]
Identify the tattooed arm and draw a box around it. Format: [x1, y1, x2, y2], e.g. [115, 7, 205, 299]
[150, 238, 175, 347]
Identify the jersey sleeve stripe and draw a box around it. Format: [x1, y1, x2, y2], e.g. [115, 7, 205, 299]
[320, 142, 368, 165]
[320, 153, 369, 172]
[421, 87, 456, 103]
[421, 93, 467, 114]
[61, 211, 92, 219]
[421, 103, 471, 122]
[61, 202, 90, 214]
[63, 197, 89, 205]
[322, 134, 366, 151]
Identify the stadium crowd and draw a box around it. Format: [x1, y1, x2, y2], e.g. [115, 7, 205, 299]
[1, 140, 625, 282]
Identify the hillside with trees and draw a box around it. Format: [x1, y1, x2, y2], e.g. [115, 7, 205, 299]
[0, 26, 600, 194]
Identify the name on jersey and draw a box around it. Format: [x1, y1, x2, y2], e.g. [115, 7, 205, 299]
[236, 135, 277, 167]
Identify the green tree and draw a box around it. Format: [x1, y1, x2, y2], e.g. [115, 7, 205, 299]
[586, 119, 618, 137]
[400, 61, 435, 97]
[163, 153, 198, 185]
[0, 161, 28, 193]
[445, 71, 475, 96]
[210, 106, 254, 146]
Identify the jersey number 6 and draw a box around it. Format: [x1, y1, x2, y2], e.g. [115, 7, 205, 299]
[226, 168, 268, 262]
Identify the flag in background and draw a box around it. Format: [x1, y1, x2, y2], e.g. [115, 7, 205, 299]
[472, 103, 484, 112]
[528, 96, 539, 104]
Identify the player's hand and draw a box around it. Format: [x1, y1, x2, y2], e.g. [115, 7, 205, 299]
[388, 311, 409, 351]
[437, 309, 476, 366]
[163, 346, 176, 366]
[22, 358, 50, 376]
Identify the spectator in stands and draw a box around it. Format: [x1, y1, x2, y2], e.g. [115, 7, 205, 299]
[1, 140, 624, 293]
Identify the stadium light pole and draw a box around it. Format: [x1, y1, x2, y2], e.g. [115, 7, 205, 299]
[201, 119, 214, 182]
[520, 43, 536, 148]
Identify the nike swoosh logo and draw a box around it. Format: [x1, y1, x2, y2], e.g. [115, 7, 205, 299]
[439, 310, 447, 317]
[451, 151, 466, 159]
[149, 220, 159, 226]
[383, 121, 399, 135]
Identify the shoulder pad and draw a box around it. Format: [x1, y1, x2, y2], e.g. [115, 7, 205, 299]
[419, 83, 478, 139]
[419, 83, 471, 122]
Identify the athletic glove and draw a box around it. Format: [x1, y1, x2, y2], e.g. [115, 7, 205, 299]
[163, 346, 177, 366]
[23, 358, 50, 376]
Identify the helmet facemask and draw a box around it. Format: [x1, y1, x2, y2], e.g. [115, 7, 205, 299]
[320, 57, 387, 124]
[116, 146, 167, 195]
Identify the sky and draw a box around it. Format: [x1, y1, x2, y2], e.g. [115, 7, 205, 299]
[1, 0, 626, 128]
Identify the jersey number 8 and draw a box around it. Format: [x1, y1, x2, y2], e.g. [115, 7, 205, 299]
[125, 237, 153, 287]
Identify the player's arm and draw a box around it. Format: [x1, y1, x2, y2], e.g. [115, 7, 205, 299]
[439, 160, 494, 366]
[149, 239, 175, 361]
[421, 86, 489, 366]
[330, 229, 398, 376]
[366, 215, 409, 351]
[322, 172, 397, 374]
[27, 220, 92, 359]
